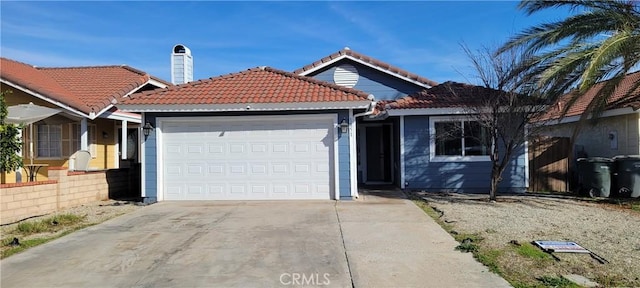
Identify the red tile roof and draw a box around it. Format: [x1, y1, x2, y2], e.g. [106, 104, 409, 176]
[1, 57, 86, 113]
[294, 48, 438, 87]
[542, 71, 640, 120]
[121, 66, 372, 106]
[386, 81, 501, 109]
[1, 57, 169, 116]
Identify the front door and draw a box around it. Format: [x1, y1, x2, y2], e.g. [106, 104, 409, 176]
[361, 125, 393, 184]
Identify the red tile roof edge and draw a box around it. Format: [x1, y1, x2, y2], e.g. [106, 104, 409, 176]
[38, 65, 171, 87]
[541, 71, 640, 121]
[127, 66, 373, 102]
[382, 81, 515, 110]
[1, 57, 91, 114]
[293, 48, 438, 87]
[36, 65, 170, 113]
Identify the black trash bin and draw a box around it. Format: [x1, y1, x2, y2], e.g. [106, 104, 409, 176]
[613, 155, 640, 198]
[576, 157, 614, 198]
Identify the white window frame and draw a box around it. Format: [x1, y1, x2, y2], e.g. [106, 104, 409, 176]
[35, 124, 63, 159]
[429, 116, 491, 162]
[69, 123, 97, 158]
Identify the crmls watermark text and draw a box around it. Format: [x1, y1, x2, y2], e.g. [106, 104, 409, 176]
[280, 273, 331, 286]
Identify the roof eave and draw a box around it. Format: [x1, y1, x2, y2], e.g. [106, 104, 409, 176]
[297, 54, 433, 89]
[540, 106, 640, 126]
[92, 78, 170, 119]
[0, 78, 90, 118]
[117, 101, 372, 113]
[387, 107, 474, 116]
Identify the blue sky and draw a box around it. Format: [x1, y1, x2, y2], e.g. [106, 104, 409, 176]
[1, 1, 571, 84]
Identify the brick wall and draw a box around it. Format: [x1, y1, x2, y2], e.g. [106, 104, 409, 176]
[0, 167, 137, 225]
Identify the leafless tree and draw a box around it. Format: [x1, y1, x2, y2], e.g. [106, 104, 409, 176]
[439, 45, 550, 200]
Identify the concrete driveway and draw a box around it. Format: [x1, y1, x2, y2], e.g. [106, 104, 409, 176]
[1, 192, 510, 288]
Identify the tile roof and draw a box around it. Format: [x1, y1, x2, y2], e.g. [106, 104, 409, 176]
[386, 81, 502, 109]
[542, 71, 640, 120]
[121, 66, 372, 106]
[1, 57, 86, 113]
[294, 48, 438, 87]
[1, 57, 169, 116]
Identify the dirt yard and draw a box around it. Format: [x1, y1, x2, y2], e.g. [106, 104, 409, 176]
[1, 199, 143, 258]
[417, 192, 640, 287]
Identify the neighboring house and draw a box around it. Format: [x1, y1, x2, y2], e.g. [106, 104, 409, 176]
[539, 71, 640, 158]
[118, 49, 528, 202]
[118, 66, 373, 201]
[0, 57, 169, 183]
[297, 48, 528, 193]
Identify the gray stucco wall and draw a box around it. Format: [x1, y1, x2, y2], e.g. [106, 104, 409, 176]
[403, 115, 527, 193]
[540, 113, 640, 158]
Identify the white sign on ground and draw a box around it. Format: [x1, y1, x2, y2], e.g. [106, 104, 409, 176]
[533, 241, 591, 253]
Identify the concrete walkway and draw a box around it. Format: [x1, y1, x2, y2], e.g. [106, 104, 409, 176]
[339, 191, 511, 287]
[1, 191, 510, 288]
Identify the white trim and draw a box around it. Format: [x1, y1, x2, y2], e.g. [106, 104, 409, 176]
[1, 79, 89, 118]
[400, 116, 406, 189]
[156, 116, 164, 201]
[148, 78, 168, 89]
[121, 120, 128, 160]
[429, 115, 492, 162]
[388, 108, 472, 116]
[92, 79, 166, 118]
[93, 104, 116, 120]
[101, 109, 142, 123]
[543, 107, 639, 125]
[114, 121, 119, 168]
[333, 115, 340, 201]
[80, 119, 88, 151]
[348, 109, 358, 198]
[118, 101, 371, 113]
[155, 114, 340, 201]
[297, 54, 433, 89]
[140, 113, 146, 198]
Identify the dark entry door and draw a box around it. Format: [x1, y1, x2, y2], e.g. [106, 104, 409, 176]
[365, 125, 392, 183]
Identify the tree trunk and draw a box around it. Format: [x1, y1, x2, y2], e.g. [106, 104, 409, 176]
[489, 167, 499, 201]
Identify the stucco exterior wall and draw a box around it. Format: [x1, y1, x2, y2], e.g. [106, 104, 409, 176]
[540, 113, 640, 158]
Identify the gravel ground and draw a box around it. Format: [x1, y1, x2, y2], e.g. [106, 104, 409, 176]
[417, 192, 640, 287]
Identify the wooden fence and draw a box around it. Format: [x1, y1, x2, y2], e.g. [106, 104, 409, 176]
[528, 136, 570, 192]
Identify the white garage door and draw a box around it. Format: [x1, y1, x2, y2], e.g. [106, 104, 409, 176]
[160, 115, 336, 200]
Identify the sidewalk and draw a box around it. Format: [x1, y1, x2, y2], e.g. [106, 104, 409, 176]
[337, 190, 512, 288]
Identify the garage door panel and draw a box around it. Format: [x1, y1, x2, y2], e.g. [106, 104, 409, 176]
[250, 163, 268, 175]
[230, 184, 246, 195]
[271, 143, 289, 154]
[162, 116, 335, 200]
[272, 163, 288, 174]
[207, 185, 225, 197]
[165, 185, 182, 196]
[207, 163, 225, 175]
[187, 185, 204, 197]
[228, 163, 247, 176]
[186, 164, 204, 176]
[208, 143, 224, 154]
